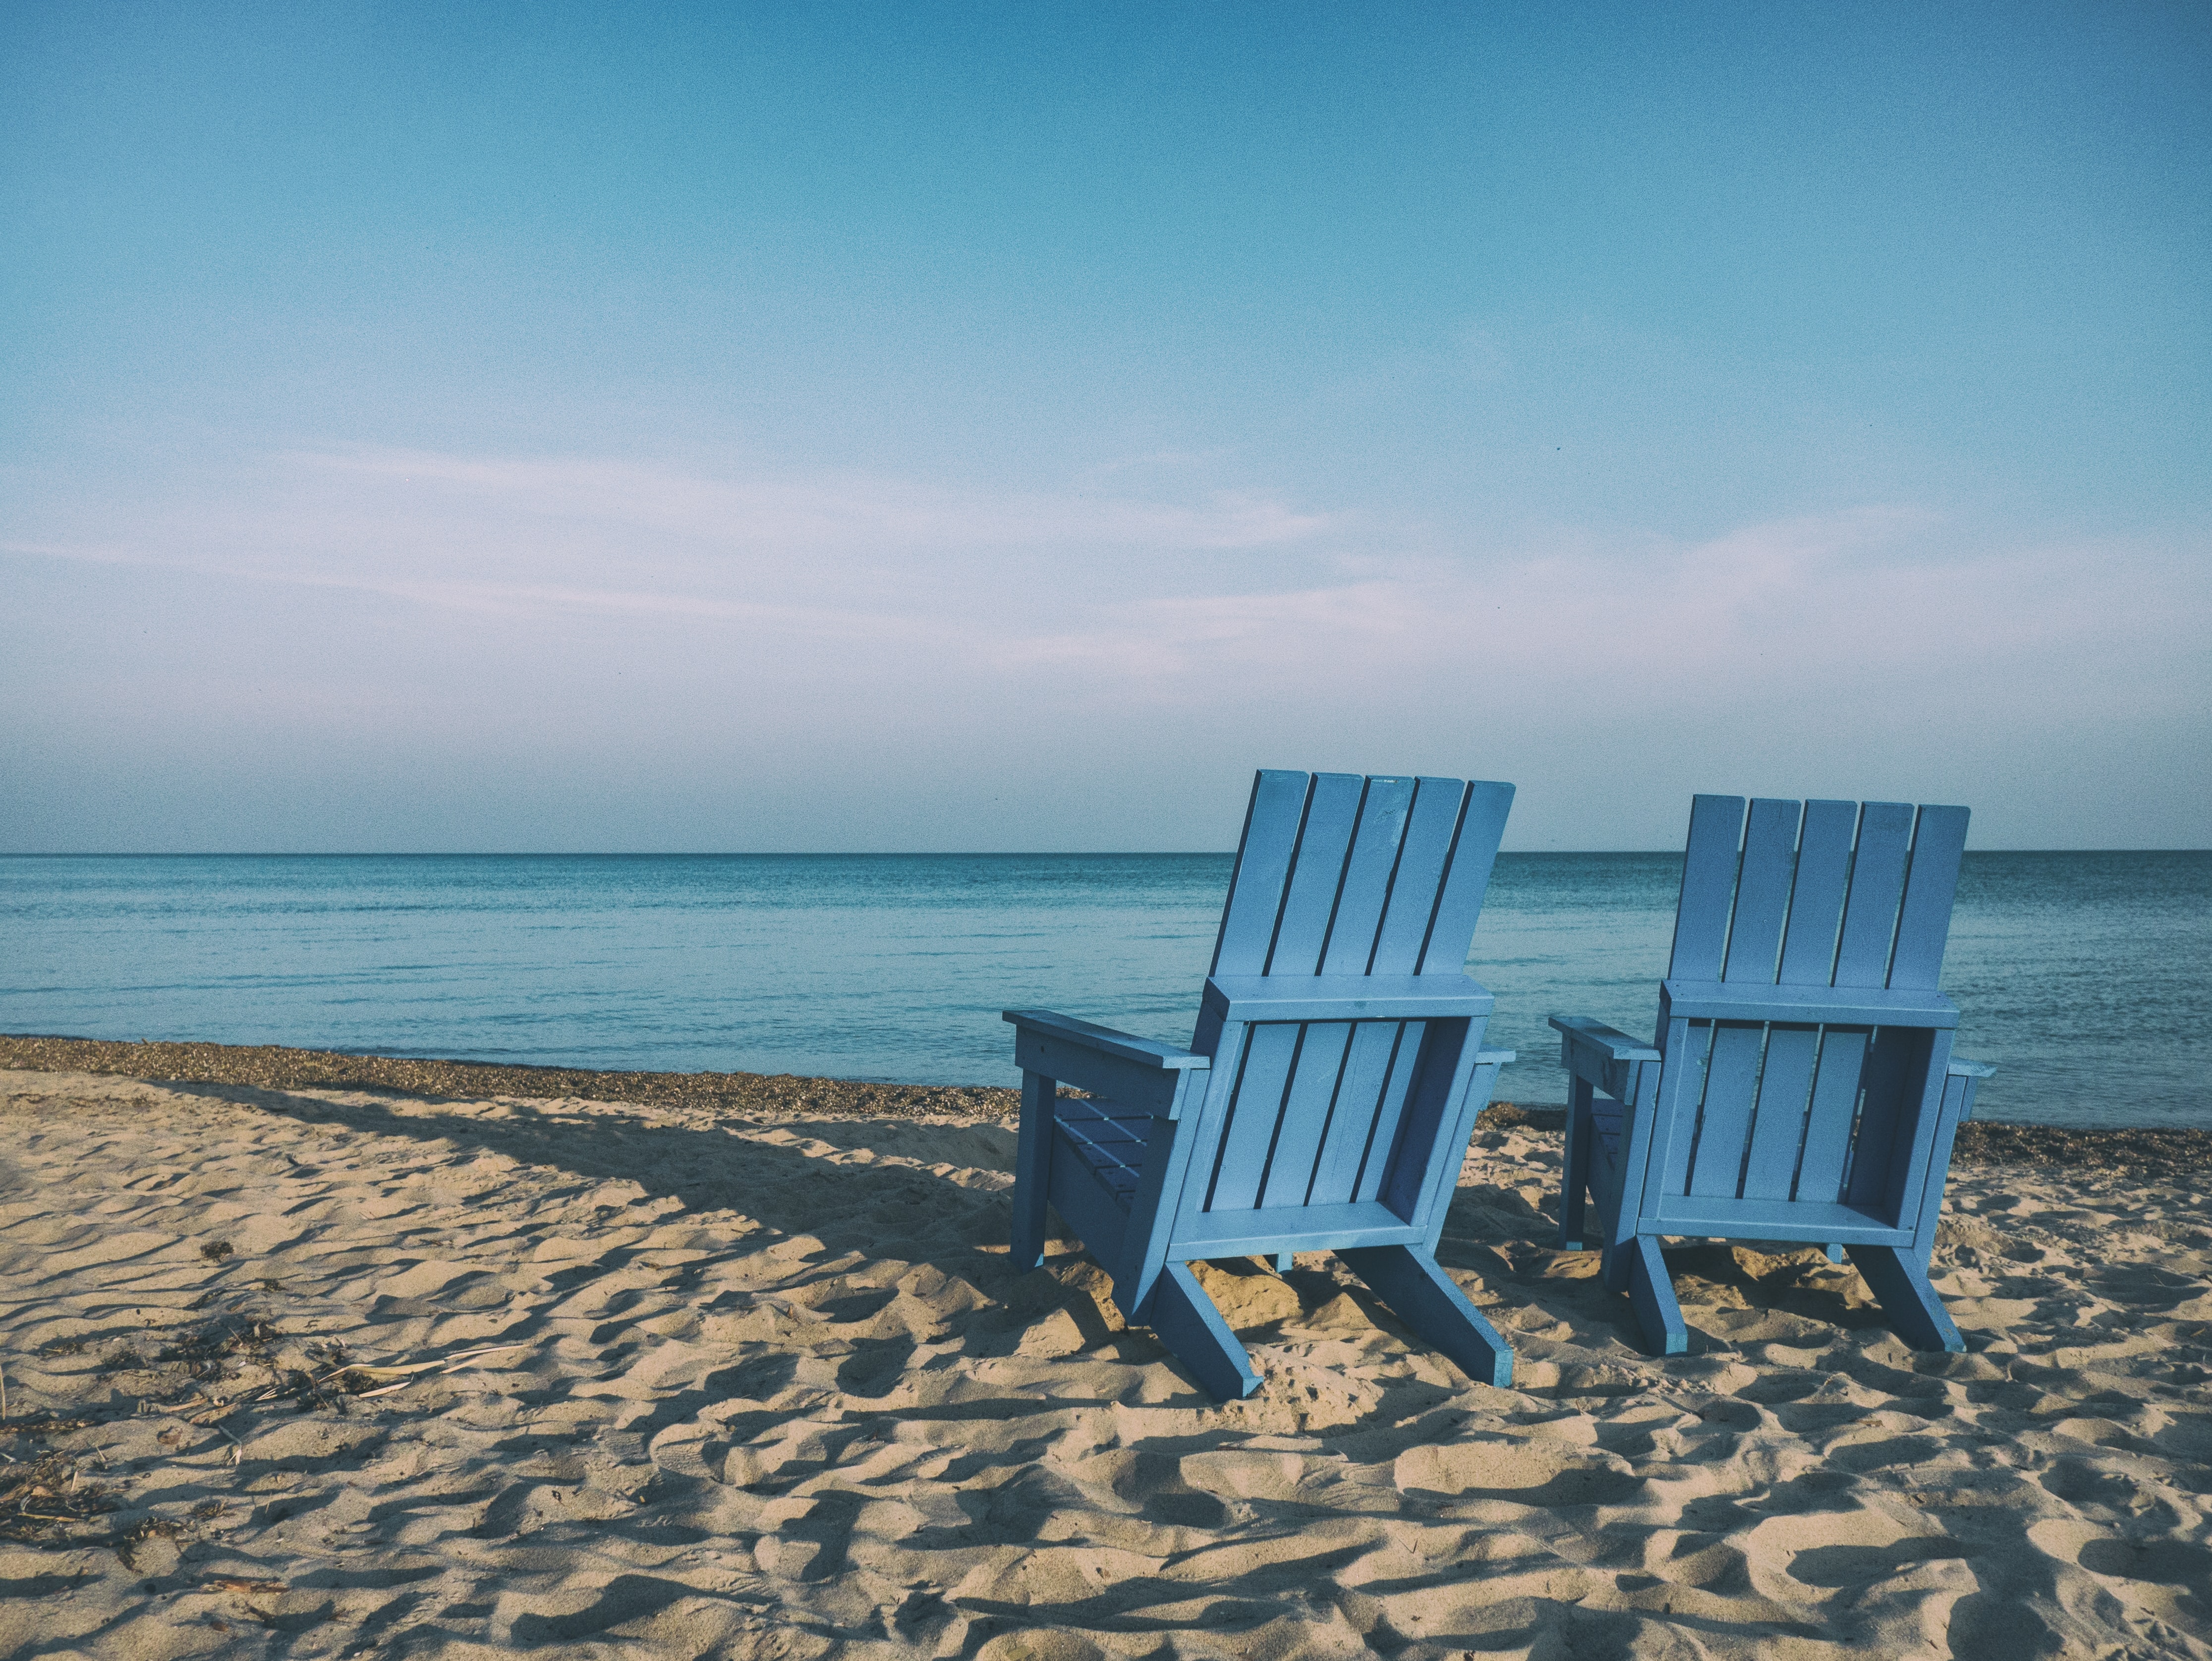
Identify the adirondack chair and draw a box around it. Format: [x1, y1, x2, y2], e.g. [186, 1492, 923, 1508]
[1551, 796, 1995, 1357]
[1004, 770, 1520, 1402]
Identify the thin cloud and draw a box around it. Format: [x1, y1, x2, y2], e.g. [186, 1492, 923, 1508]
[1002, 509, 2211, 721]
[286, 447, 1335, 554]
[12, 458, 2204, 729]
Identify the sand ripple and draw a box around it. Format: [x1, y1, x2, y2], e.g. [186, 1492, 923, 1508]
[2, 1070, 2209, 1659]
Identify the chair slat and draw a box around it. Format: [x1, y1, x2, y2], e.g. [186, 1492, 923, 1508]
[1740, 1024, 1820, 1200]
[1267, 774, 1365, 975]
[1305, 1022, 1406, 1205]
[1656, 1020, 1713, 1194]
[1211, 771, 1313, 976]
[1369, 779, 1470, 974]
[1206, 1022, 1302, 1211]
[1778, 800, 1858, 985]
[1723, 799, 1801, 984]
[1833, 802, 1915, 987]
[1353, 1021, 1429, 1201]
[1319, 777, 1417, 975]
[1414, 781, 1515, 974]
[1668, 796, 1747, 980]
[1592, 1101, 1625, 1169]
[1845, 1027, 1925, 1212]
[1056, 1100, 1149, 1148]
[1794, 1027, 1869, 1202]
[1054, 1104, 1150, 1200]
[1592, 1100, 1624, 1151]
[1688, 1023, 1764, 1197]
[1888, 806, 1969, 991]
[1883, 1029, 1956, 1229]
[1258, 1022, 1355, 1208]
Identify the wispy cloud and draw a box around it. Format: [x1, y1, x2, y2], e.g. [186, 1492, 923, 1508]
[11, 446, 2205, 730]
[1007, 506, 2208, 718]
[288, 446, 1335, 555]
[9, 441, 2207, 850]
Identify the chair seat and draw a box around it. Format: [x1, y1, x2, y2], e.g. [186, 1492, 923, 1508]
[1052, 1098, 1150, 1212]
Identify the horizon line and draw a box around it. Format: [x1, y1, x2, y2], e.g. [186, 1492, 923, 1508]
[4, 848, 2206, 859]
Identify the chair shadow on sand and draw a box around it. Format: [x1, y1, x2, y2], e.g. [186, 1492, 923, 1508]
[162, 1077, 1910, 1403]
[43, 1080, 2056, 1659]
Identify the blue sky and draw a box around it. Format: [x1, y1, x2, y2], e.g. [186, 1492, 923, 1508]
[4, 1, 2206, 850]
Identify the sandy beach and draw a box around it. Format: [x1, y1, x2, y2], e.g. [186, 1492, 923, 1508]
[2, 1040, 2209, 1659]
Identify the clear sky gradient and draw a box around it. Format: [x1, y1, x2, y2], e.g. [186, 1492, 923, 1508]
[5, 2, 2207, 850]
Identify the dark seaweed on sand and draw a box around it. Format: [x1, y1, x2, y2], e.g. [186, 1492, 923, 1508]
[0, 1034, 1016, 1121]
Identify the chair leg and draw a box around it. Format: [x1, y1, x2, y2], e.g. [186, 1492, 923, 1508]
[1598, 1165, 1638, 1293]
[1011, 1072, 1053, 1272]
[1601, 1194, 1654, 1300]
[1627, 1236, 1689, 1356]
[1271, 1252, 1294, 1274]
[1846, 1244, 1964, 1353]
[1559, 1084, 1592, 1251]
[1600, 1214, 1638, 1293]
[1339, 1245, 1514, 1389]
[1824, 1244, 1845, 1264]
[1147, 1261, 1262, 1402]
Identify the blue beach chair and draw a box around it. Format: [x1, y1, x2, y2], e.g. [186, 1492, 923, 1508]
[1551, 796, 1995, 1356]
[1004, 770, 1519, 1401]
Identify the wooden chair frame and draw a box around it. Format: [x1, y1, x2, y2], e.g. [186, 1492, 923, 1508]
[1552, 796, 1994, 1355]
[1005, 770, 1519, 1401]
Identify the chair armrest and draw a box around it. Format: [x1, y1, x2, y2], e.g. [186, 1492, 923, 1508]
[1475, 1049, 1516, 1066]
[1548, 1015, 1659, 1061]
[1003, 1009, 1210, 1120]
[1549, 1015, 1659, 1095]
[1002, 1009, 1209, 1069]
[1945, 1055, 1994, 1120]
[1203, 973, 1493, 1024]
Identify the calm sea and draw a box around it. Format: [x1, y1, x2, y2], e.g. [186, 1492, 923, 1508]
[1, 853, 2205, 1130]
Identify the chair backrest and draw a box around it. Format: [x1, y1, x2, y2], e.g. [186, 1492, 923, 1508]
[1657, 796, 1970, 1216]
[1184, 771, 1513, 1219]
[1668, 796, 1969, 992]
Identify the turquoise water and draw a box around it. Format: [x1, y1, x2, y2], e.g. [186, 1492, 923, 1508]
[1, 852, 2204, 1129]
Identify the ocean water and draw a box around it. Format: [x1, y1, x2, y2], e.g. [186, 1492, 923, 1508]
[1, 852, 2204, 1130]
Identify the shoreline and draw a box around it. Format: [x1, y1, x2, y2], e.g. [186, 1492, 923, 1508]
[5, 1031, 2210, 1175]
[0, 1032, 1017, 1122]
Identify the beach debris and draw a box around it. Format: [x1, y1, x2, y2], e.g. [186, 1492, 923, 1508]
[0, 1032, 1026, 1122]
[113, 1516, 185, 1570]
[750, 1293, 830, 1324]
[336, 1340, 536, 1397]
[198, 1239, 236, 1261]
[0, 1451, 118, 1546]
[204, 1576, 285, 1596]
[154, 1316, 280, 1381]
[0, 1415, 95, 1437]
[205, 1422, 247, 1465]
[1, 1323, 534, 1478]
